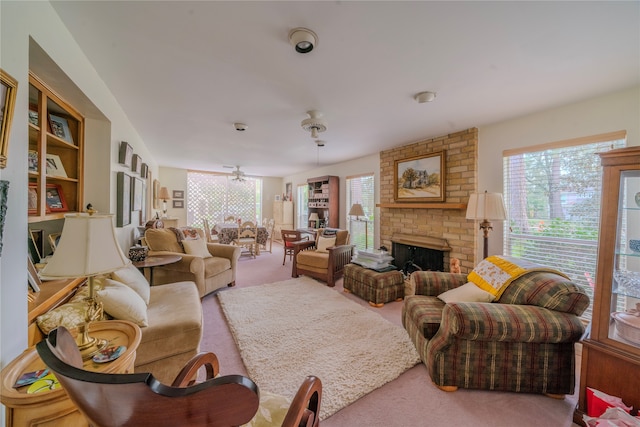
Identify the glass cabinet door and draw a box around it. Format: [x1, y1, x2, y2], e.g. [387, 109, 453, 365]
[610, 170, 640, 348]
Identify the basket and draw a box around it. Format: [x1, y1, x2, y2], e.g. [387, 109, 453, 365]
[611, 305, 640, 345]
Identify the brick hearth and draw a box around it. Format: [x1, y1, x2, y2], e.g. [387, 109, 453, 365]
[379, 128, 478, 273]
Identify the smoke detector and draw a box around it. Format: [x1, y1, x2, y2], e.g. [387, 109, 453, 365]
[315, 140, 325, 147]
[288, 27, 318, 53]
[301, 110, 328, 139]
[414, 91, 437, 103]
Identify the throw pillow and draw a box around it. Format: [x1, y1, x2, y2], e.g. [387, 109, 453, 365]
[179, 227, 201, 240]
[437, 282, 496, 304]
[182, 238, 213, 258]
[111, 264, 151, 305]
[36, 301, 105, 335]
[316, 235, 336, 253]
[96, 279, 148, 327]
[242, 390, 291, 427]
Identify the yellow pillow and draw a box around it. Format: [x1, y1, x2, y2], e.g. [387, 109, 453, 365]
[316, 235, 336, 253]
[183, 239, 212, 258]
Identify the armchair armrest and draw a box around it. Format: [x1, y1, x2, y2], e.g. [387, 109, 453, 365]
[438, 302, 585, 344]
[207, 243, 242, 262]
[147, 250, 203, 274]
[292, 239, 317, 255]
[411, 271, 468, 296]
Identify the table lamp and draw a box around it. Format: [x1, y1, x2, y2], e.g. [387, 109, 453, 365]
[309, 212, 319, 229]
[158, 186, 171, 218]
[465, 191, 507, 259]
[348, 203, 368, 250]
[40, 213, 130, 359]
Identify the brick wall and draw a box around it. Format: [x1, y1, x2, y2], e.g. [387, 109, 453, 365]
[379, 128, 478, 272]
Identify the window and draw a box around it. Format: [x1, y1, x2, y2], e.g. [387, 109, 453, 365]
[296, 184, 308, 228]
[346, 173, 374, 251]
[186, 171, 262, 229]
[503, 131, 626, 320]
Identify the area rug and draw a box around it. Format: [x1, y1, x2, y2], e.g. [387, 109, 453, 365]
[217, 276, 420, 420]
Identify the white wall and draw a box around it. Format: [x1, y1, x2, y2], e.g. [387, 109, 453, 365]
[282, 153, 380, 247]
[477, 85, 640, 261]
[0, 1, 160, 382]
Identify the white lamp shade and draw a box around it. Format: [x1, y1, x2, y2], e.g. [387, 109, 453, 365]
[309, 213, 319, 221]
[41, 214, 130, 278]
[466, 192, 507, 221]
[348, 203, 365, 217]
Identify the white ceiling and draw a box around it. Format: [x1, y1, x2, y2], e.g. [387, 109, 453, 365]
[50, 1, 640, 178]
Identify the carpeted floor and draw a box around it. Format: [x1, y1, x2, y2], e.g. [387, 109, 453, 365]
[201, 243, 582, 427]
[218, 276, 420, 420]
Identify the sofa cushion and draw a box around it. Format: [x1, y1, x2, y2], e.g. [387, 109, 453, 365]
[438, 282, 495, 304]
[316, 228, 349, 246]
[297, 251, 329, 270]
[136, 281, 202, 367]
[203, 256, 231, 276]
[178, 227, 201, 240]
[96, 279, 149, 327]
[144, 228, 185, 253]
[183, 238, 212, 258]
[498, 271, 590, 315]
[111, 264, 151, 305]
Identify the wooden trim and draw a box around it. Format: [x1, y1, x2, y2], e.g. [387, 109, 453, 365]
[345, 172, 374, 180]
[502, 130, 627, 157]
[376, 203, 466, 210]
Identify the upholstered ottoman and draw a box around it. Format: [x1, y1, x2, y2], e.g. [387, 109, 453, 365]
[343, 263, 404, 307]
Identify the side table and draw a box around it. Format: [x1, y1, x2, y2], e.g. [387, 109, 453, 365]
[132, 254, 182, 285]
[1, 320, 141, 427]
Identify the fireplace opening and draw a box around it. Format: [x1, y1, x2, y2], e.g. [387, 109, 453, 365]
[391, 234, 451, 275]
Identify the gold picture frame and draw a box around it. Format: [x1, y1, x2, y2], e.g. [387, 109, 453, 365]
[394, 151, 446, 202]
[0, 69, 18, 169]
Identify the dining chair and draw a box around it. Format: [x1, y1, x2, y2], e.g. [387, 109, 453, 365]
[261, 218, 276, 253]
[36, 326, 322, 427]
[234, 221, 258, 258]
[281, 230, 308, 265]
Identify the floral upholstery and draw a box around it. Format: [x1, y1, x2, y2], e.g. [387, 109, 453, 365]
[402, 266, 589, 395]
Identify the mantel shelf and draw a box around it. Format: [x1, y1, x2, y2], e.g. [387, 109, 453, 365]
[376, 203, 467, 210]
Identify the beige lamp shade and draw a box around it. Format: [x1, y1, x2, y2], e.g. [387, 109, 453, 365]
[466, 191, 507, 221]
[158, 187, 171, 201]
[348, 203, 365, 218]
[309, 213, 319, 221]
[41, 214, 130, 279]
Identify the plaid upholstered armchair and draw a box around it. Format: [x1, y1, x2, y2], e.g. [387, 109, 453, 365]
[402, 259, 589, 396]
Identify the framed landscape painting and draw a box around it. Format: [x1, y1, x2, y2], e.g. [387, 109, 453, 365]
[394, 151, 446, 202]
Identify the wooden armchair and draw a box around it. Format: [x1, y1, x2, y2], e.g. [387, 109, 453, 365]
[292, 228, 354, 287]
[36, 327, 322, 427]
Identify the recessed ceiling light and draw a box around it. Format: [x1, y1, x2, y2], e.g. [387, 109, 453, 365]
[289, 28, 318, 54]
[414, 91, 437, 103]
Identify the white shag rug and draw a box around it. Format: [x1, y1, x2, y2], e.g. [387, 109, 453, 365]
[217, 276, 420, 420]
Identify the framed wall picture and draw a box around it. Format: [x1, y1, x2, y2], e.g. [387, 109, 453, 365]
[45, 183, 68, 212]
[45, 153, 67, 178]
[172, 200, 184, 209]
[131, 154, 141, 173]
[394, 150, 446, 202]
[118, 141, 133, 167]
[172, 190, 184, 199]
[48, 113, 74, 145]
[132, 177, 143, 211]
[28, 229, 43, 263]
[48, 233, 61, 253]
[153, 179, 160, 209]
[27, 257, 42, 293]
[1, 69, 18, 169]
[140, 162, 148, 178]
[117, 172, 131, 227]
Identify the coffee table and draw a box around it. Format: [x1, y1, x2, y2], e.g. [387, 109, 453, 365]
[132, 254, 182, 285]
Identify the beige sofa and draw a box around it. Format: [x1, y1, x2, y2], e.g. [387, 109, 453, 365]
[144, 228, 241, 298]
[36, 265, 203, 384]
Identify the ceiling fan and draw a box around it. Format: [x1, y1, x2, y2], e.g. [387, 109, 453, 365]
[224, 165, 246, 182]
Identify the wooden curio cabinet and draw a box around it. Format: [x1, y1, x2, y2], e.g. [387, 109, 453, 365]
[28, 72, 84, 223]
[307, 176, 339, 229]
[576, 146, 640, 422]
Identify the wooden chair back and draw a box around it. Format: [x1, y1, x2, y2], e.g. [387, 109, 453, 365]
[36, 327, 260, 427]
[235, 221, 258, 258]
[281, 230, 308, 265]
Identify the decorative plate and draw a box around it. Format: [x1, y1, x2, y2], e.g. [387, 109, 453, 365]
[93, 345, 126, 363]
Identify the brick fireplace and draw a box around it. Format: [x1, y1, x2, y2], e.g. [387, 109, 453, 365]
[379, 128, 478, 273]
